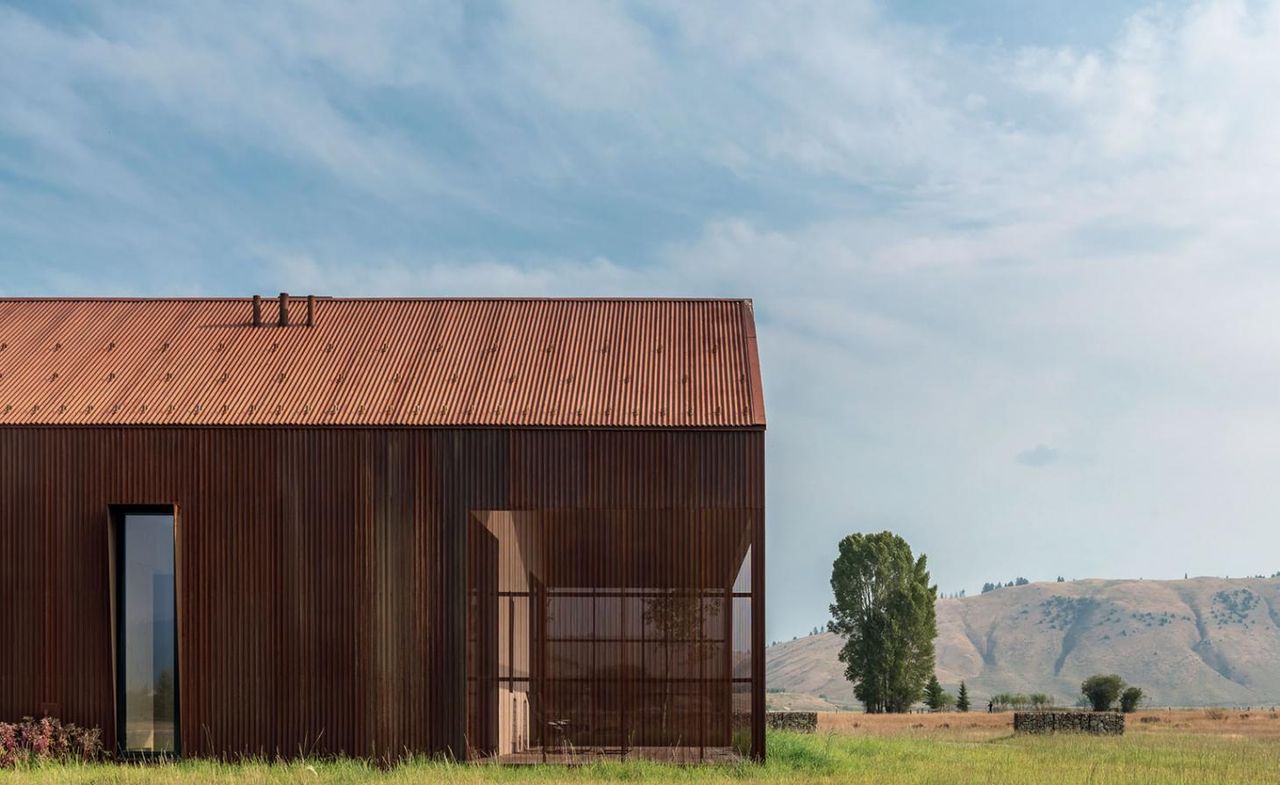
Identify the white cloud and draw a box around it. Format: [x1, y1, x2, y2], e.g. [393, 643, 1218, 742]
[6, 0, 1280, 637]
[244, 2, 1280, 633]
[0, 2, 475, 206]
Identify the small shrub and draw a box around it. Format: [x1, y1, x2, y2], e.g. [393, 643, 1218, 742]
[0, 724, 15, 768]
[0, 717, 105, 768]
[1029, 693, 1054, 710]
[1119, 686, 1144, 713]
[990, 692, 1056, 711]
[1204, 709, 1228, 720]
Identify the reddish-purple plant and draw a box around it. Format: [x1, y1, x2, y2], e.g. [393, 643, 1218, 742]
[0, 722, 18, 768]
[0, 716, 106, 767]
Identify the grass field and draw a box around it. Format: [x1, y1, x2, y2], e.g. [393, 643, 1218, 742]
[4, 711, 1280, 784]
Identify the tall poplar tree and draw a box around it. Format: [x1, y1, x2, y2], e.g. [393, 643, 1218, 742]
[828, 531, 937, 713]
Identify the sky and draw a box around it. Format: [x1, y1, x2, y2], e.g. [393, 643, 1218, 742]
[5, 0, 1280, 642]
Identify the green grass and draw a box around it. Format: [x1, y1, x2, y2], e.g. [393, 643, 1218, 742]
[4, 731, 1279, 784]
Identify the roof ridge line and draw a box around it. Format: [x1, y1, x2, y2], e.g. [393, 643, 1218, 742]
[0, 296, 755, 303]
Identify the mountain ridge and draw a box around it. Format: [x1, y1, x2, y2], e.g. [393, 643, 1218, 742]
[767, 576, 1280, 709]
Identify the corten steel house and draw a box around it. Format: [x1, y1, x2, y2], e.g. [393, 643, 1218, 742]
[0, 296, 766, 763]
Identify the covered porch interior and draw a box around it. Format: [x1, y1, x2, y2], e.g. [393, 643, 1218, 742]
[466, 509, 757, 763]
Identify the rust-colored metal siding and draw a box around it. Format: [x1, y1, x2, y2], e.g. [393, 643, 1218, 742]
[0, 299, 765, 428]
[0, 427, 764, 760]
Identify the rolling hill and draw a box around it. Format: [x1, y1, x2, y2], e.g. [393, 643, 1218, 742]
[767, 577, 1280, 709]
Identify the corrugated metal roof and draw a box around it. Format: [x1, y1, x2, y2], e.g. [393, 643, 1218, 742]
[0, 298, 765, 428]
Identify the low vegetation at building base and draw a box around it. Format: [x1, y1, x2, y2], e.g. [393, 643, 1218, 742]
[0, 717, 104, 768]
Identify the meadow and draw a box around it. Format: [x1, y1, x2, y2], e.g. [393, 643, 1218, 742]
[4, 711, 1279, 784]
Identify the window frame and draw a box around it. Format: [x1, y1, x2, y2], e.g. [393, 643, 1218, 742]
[109, 504, 182, 760]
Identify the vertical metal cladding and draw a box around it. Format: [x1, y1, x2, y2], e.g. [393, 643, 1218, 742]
[0, 426, 764, 761]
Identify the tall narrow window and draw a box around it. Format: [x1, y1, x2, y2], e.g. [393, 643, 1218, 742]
[114, 509, 179, 755]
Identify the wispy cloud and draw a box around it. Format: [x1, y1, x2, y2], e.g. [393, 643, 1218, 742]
[5, 0, 1280, 638]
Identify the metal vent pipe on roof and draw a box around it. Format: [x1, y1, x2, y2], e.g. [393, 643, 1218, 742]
[278, 292, 289, 327]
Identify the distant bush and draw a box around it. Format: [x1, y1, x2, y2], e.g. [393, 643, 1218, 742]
[982, 577, 1032, 593]
[990, 693, 1054, 711]
[0, 716, 106, 768]
[1081, 674, 1126, 712]
[1119, 686, 1144, 713]
[990, 693, 1019, 710]
[1211, 589, 1258, 627]
[1040, 596, 1098, 629]
[990, 692, 1055, 711]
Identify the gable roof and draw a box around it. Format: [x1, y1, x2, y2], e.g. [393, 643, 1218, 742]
[0, 297, 765, 428]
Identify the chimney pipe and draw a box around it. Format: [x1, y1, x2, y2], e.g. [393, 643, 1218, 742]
[251, 295, 262, 327]
[306, 295, 315, 327]
[278, 292, 289, 327]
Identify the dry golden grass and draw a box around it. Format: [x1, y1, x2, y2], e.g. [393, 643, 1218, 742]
[1127, 708, 1280, 738]
[819, 710, 1013, 741]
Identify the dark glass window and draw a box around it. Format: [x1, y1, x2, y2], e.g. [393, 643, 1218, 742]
[115, 511, 178, 754]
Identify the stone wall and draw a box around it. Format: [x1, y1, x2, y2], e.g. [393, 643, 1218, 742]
[1013, 711, 1124, 735]
[766, 711, 818, 733]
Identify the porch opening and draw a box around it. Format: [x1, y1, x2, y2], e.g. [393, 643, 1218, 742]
[466, 510, 758, 762]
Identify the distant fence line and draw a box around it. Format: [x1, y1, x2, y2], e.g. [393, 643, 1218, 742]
[1014, 711, 1124, 735]
[766, 712, 818, 733]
